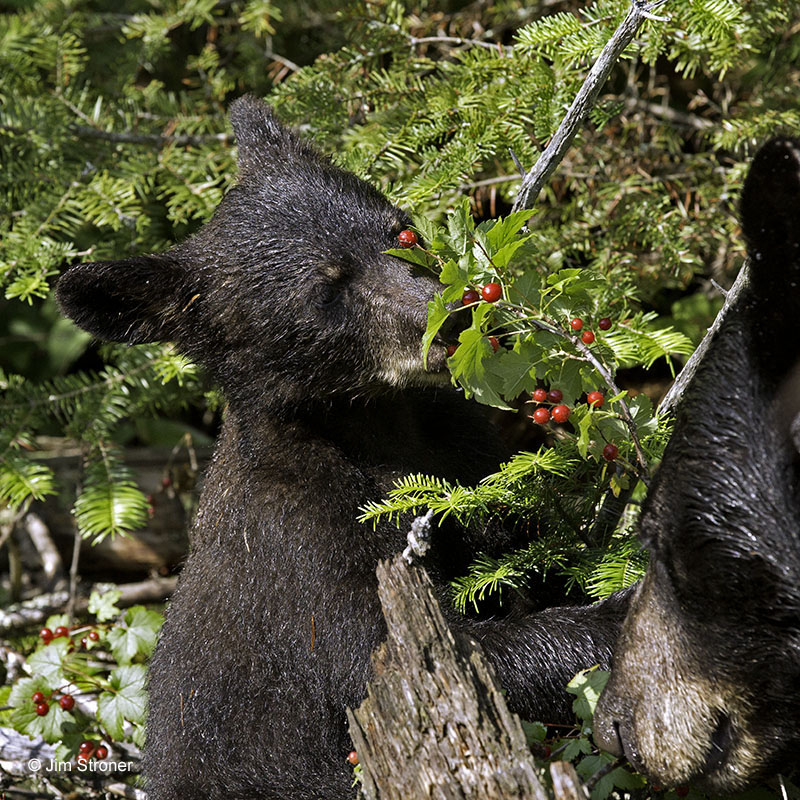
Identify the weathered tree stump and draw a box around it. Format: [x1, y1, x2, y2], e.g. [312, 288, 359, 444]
[347, 554, 550, 800]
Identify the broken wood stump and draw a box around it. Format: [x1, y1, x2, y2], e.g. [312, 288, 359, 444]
[347, 554, 550, 800]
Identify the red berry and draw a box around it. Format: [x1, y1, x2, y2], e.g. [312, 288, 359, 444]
[581, 330, 595, 345]
[488, 336, 500, 353]
[598, 317, 612, 331]
[80, 637, 88, 648]
[79, 741, 94, 754]
[40, 627, 53, 642]
[533, 407, 551, 425]
[551, 404, 571, 423]
[77, 752, 90, 764]
[347, 750, 359, 766]
[543, 745, 552, 759]
[532, 388, 547, 403]
[461, 289, 480, 305]
[587, 391, 604, 408]
[53, 625, 69, 639]
[602, 443, 619, 461]
[570, 317, 583, 331]
[94, 745, 108, 760]
[446, 344, 458, 357]
[397, 229, 418, 248]
[32, 691, 46, 704]
[59, 694, 75, 711]
[88, 631, 100, 642]
[481, 282, 502, 303]
[35, 702, 49, 716]
[547, 389, 563, 404]
[675, 787, 690, 798]
[651, 786, 662, 793]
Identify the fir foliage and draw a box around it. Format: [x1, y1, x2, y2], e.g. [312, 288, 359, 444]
[1, 0, 798, 593]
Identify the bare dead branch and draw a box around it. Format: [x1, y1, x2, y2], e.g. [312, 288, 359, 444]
[512, 0, 670, 212]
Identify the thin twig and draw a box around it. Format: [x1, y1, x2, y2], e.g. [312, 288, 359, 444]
[407, 35, 503, 51]
[512, 0, 670, 212]
[658, 263, 749, 417]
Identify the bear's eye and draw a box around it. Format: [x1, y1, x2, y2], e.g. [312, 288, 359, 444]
[313, 281, 343, 308]
[313, 262, 347, 309]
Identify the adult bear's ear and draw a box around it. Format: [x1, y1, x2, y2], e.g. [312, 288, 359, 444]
[56, 254, 190, 344]
[741, 137, 800, 282]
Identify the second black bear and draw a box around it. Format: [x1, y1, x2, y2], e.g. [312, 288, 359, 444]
[57, 96, 627, 800]
[594, 138, 800, 792]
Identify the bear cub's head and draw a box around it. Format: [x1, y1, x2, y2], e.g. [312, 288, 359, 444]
[57, 96, 455, 412]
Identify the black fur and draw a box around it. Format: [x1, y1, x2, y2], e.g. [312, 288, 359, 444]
[57, 96, 627, 799]
[594, 138, 800, 792]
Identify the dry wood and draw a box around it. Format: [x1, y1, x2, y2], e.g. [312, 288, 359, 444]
[347, 554, 548, 800]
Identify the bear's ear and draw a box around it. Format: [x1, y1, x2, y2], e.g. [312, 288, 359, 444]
[56, 254, 189, 344]
[228, 95, 314, 177]
[741, 137, 800, 277]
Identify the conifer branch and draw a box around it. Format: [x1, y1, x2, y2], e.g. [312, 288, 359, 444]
[512, 0, 670, 212]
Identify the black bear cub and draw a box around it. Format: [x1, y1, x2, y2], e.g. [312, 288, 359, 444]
[57, 96, 627, 800]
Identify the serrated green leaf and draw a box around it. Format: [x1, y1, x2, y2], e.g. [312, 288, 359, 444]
[446, 197, 474, 255]
[88, 588, 123, 622]
[547, 358, 583, 404]
[440, 257, 468, 287]
[485, 346, 537, 399]
[422, 294, 451, 367]
[567, 667, 610, 721]
[27, 640, 71, 688]
[506, 270, 541, 309]
[384, 246, 435, 269]
[97, 664, 148, 739]
[484, 209, 536, 252]
[107, 606, 163, 665]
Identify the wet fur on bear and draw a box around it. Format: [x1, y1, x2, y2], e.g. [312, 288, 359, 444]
[594, 138, 800, 792]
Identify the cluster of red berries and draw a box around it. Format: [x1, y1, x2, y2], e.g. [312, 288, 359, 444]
[39, 625, 70, 644]
[462, 283, 502, 305]
[530, 389, 570, 425]
[78, 740, 109, 763]
[32, 689, 76, 716]
[569, 316, 612, 345]
[41, 625, 101, 650]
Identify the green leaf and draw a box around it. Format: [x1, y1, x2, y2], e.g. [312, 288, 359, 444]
[547, 358, 583, 404]
[88, 588, 122, 622]
[0, 456, 55, 510]
[567, 667, 610, 722]
[446, 197, 474, 254]
[506, 270, 541, 310]
[97, 664, 148, 739]
[74, 455, 149, 542]
[422, 294, 451, 367]
[485, 344, 538, 399]
[27, 639, 71, 688]
[107, 606, 163, 665]
[384, 246, 436, 269]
